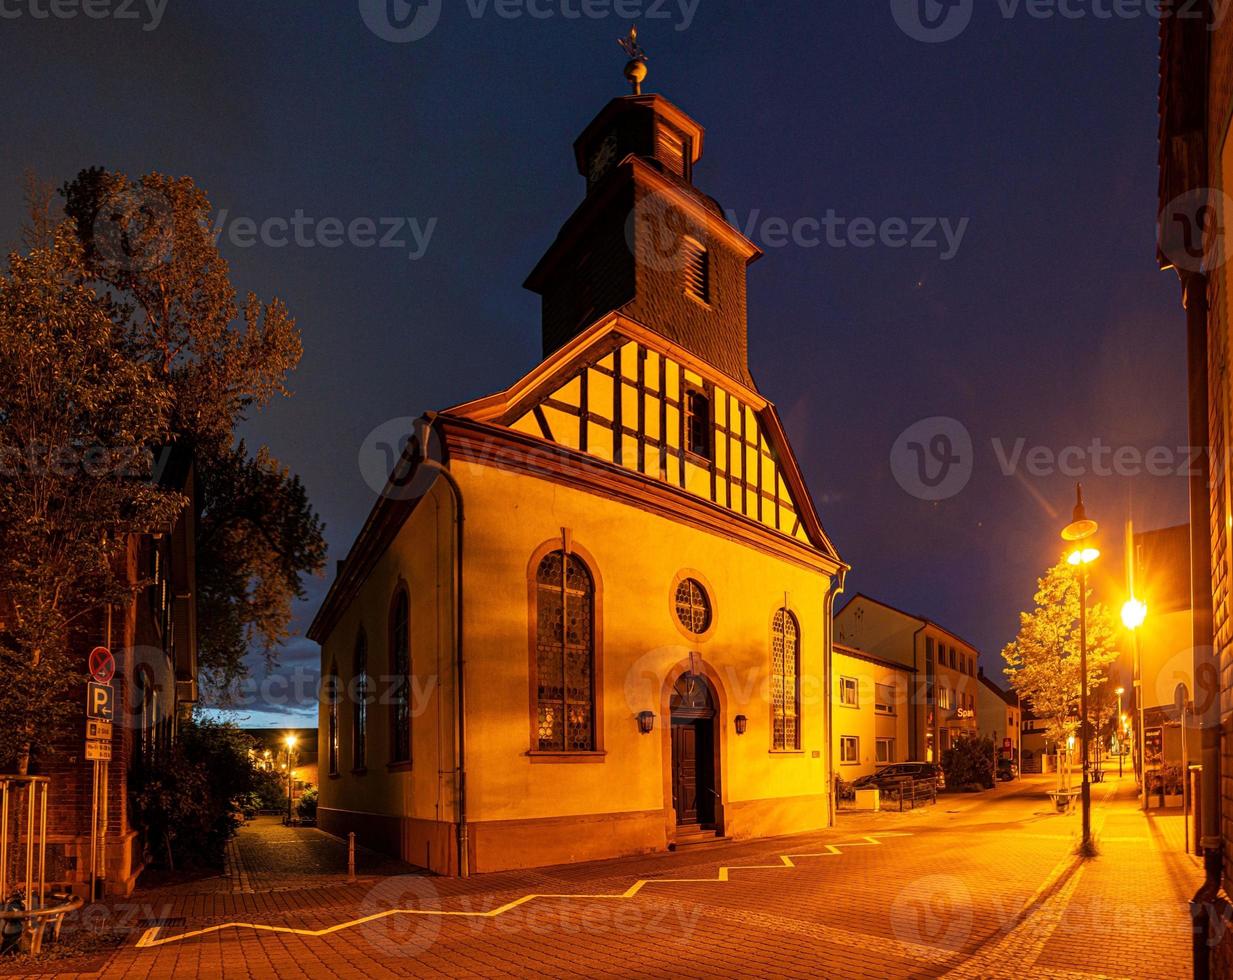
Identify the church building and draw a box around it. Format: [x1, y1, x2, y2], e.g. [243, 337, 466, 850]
[309, 56, 848, 876]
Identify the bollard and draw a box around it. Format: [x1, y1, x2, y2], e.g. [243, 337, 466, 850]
[347, 832, 356, 882]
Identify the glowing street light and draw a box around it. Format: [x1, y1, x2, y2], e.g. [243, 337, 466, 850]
[1121, 597, 1147, 630]
[1121, 593, 1148, 810]
[1061, 484, 1097, 855]
[284, 733, 298, 823]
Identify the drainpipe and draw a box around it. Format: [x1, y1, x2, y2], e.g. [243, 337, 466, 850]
[1182, 271, 1220, 978]
[911, 623, 926, 762]
[825, 569, 846, 825]
[416, 414, 468, 878]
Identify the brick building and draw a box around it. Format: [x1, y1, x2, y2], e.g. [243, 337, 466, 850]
[5, 449, 199, 898]
[1156, 2, 1233, 973]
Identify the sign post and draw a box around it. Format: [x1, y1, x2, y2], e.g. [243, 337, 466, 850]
[85, 646, 115, 899]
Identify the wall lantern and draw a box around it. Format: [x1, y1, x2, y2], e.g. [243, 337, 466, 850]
[636, 710, 656, 735]
[734, 714, 748, 735]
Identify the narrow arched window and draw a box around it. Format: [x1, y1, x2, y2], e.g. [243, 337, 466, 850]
[772, 609, 801, 751]
[326, 665, 340, 776]
[353, 630, 368, 770]
[390, 589, 411, 764]
[534, 550, 596, 752]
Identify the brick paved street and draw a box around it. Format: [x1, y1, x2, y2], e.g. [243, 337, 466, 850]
[2, 775, 1201, 978]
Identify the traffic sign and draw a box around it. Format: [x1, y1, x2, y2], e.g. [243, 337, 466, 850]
[1003, 737, 1013, 750]
[86, 720, 112, 741]
[84, 740, 111, 762]
[86, 682, 114, 721]
[88, 646, 115, 684]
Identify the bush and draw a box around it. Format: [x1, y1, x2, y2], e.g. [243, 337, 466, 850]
[296, 786, 318, 821]
[129, 717, 263, 869]
[941, 735, 996, 791]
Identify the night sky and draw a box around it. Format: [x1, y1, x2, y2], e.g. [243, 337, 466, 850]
[1, 1, 1187, 725]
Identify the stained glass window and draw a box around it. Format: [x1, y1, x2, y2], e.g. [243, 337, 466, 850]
[772, 609, 800, 750]
[535, 551, 595, 752]
[674, 578, 711, 634]
[390, 589, 411, 764]
[353, 630, 368, 770]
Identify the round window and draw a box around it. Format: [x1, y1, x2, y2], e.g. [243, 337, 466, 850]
[674, 578, 712, 634]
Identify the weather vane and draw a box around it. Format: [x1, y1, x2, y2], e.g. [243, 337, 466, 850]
[618, 26, 648, 95]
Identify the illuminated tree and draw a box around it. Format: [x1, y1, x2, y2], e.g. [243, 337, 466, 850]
[1001, 558, 1119, 788]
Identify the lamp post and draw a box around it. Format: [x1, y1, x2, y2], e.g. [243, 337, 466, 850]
[1062, 484, 1099, 855]
[1121, 595, 1147, 809]
[284, 734, 298, 824]
[1114, 687, 1125, 777]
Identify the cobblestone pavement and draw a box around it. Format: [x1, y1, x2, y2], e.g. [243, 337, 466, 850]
[3, 774, 1202, 978]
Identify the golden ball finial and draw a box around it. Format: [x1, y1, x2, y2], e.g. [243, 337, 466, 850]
[617, 26, 648, 95]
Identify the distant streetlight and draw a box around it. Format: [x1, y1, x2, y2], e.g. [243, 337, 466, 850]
[284, 733, 298, 823]
[1061, 484, 1098, 855]
[1115, 687, 1125, 777]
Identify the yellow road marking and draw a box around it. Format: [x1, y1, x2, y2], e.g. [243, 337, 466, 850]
[134, 833, 911, 949]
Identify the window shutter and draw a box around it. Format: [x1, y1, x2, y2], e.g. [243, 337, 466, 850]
[656, 126, 688, 177]
[682, 236, 709, 303]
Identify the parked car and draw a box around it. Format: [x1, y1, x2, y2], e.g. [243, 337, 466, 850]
[996, 758, 1018, 781]
[851, 761, 946, 791]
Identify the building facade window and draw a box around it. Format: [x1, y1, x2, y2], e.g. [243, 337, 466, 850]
[534, 550, 596, 752]
[875, 683, 896, 715]
[876, 737, 895, 764]
[656, 124, 689, 178]
[771, 608, 800, 750]
[840, 736, 859, 764]
[389, 588, 411, 764]
[684, 388, 712, 459]
[327, 665, 340, 776]
[674, 577, 712, 634]
[352, 630, 368, 771]
[839, 675, 859, 707]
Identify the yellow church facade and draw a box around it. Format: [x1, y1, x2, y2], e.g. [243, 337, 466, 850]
[309, 82, 847, 876]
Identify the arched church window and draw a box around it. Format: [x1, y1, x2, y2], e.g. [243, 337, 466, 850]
[353, 629, 368, 770]
[534, 550, 596, 752]
[389, 588, 411, 764]
[772, 609, 801, 751]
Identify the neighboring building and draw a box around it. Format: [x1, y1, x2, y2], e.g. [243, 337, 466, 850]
[2, 448, 200, 897]
[976, 667, 1020, 766]
[832, 644, 912, 780]
[309, 77, 847, 876]
[834, 594, 979, 763]
[1130, 524, 1198, 777]
[1157, 6, 1233, 971]
[245, 727, 319, 808]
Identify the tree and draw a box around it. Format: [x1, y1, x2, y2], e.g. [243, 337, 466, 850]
[942, 735, 997, 791]
[129, 717, 266, 869]
[1002, 558, 1119, 788]
[60, 169, 326, 690]
[0, 216, 183, 773]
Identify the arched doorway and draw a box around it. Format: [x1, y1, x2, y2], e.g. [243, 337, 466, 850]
[669, 672, 719, 829]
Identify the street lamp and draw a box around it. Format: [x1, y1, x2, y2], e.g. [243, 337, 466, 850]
[284, 733, 298, 824]
[1115, 687, 1125, 777]
[1121, 596, 1148, 810]
[1062, 484, 1098, 855]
